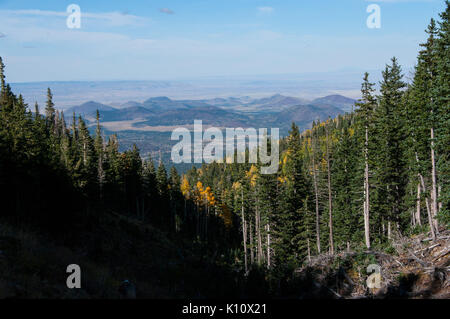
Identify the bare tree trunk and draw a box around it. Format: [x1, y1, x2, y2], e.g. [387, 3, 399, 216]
[255, 207, 261, 264]
[416, 152, 435, 240]
[312, 151, 321, 254]
[411, 187, 415, 227]
[438, 184, 442, 212]
[241, 189, 248, 273]
[83, 142, 87, 165]
[255, 206, 259, 264]
[364, 125, 371, 249]
[419, 175, 432, 222]
[307, 237, 311, 262]
[416, 182, 422, 226]
[256, 203, 263, 264]
[430, 127, 439, 236]
[266, 223, 271, 269]
[259, 219, 264, 263]
[249, 219, 254, 265]
[425, 196, 436, 238]
[387, 221, 391, 241]
[325, 126, 334, 255]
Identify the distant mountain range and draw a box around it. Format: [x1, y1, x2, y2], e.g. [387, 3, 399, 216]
[65, 94, 355, 135]
[11, 71, 372, 109]
[311, 94, 357, 112]
[66, 101, 116, 115]
[244, 94, 310, 112]
[272, 103, 343, 129]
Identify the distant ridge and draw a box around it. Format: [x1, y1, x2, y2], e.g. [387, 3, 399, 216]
[100, 106, 154, 122]
[66, 93, 354, 133]
[273, 103, 343, 129]
[66, 101, 116, 116]
[142, 96, 208, 111]
[247, 94, 308, 107]
[312, 94, 356, 112]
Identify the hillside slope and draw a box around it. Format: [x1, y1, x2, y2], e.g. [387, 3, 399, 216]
[0, 212, 243, 298]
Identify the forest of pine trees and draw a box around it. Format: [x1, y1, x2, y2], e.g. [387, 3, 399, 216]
[0, 55, 238, 263]
[175, 3, 449, 275]
[0, 2, 448, 297]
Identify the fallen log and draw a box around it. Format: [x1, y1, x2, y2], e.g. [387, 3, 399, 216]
[414, 243, 440, 254]
[433, 247, 450, 262]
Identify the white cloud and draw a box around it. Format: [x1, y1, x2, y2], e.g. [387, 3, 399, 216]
[257, 6, 274, 14]
[84, 11, 150, 27]
[0, 9, 156, 62]
[0, 9, 150, 27]
[0, 8, 425, 83]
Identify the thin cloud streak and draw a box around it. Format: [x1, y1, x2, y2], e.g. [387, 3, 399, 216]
[159, 8, 175, 15]
[257, 6, 274, 14]
[0, 9, 150, 27]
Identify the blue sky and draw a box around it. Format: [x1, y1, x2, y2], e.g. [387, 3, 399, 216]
[0, 0, 445, 82]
